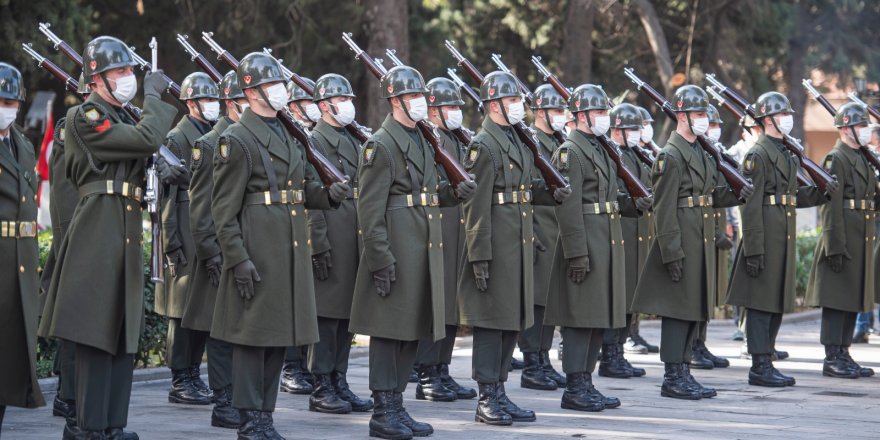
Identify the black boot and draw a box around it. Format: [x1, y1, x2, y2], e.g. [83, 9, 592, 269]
[415, 364, 457, 401]
[394, 392, 433, 437]
[309, 374, 352, 413]
[475, 383, 512, 426]
[211, 385, 240, 429]
[584, 373, 620, 409]
[332, 371, 374, 411]
[748, 354, 787, 387]
[189, 365, 212, 398]
[237, 410, 266, 440]
[496, 382, 536, 422]
[259, 412, 285, 440]
[630, 332, 659, 353]
[438, 364, 476, 399]
[105, 428, 139, 440]
[688, 342, 715, 370]
[772, 350, 790, 361]
[682, 364, 716, 398]
[770, 366, 796, 386]
[369, 391, 412, 440]
[839, 346, 874, 377]
[823, 345, 859, 378]
[540, 350, 566, 386]
[598, 344, 633, 379]
[53, 394, 76, 419]
[618, 344, 646, 377]
[168, 368, 210, 404]
[280, 361, 314, 394]
[520, 352, 557, 390]
[560, 373, 604, 412]
[63, 424, 108, 440]
[509, 356, 524, 370]
[660, 363, 701, 400]
[695, 340, 730, 368]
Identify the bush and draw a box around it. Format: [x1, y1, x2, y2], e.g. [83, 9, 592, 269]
[796, 228, 820, 302]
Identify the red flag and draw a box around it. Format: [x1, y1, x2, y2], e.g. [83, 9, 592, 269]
[36, 106, 53, 204]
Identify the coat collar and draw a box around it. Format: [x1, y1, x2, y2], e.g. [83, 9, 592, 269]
[531, 124, 558, 157]
[0, 126, 26, 176]
[568, 129, 610, 179]
[314, 119, 359, 167]
[175, 116, 210, 147]
[667, 132, 705, 180]
[835, 139, 868, 181]
[211, 116, 231, 137]
[756, 134, 793, 177]
[482, 117, 523, 167]
[382, 114, 429, 175]
[239, 109, 291, 164]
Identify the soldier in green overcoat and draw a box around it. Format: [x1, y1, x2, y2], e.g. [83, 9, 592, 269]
[209, 53, 349, 438]
[805, 102, 878, 379]
[631, 85, 749, 401]
[459, 71, 567, 426]
[0, 63, 46, 434]
[38, 37, 177, 438]
[348, 65, 474, 440]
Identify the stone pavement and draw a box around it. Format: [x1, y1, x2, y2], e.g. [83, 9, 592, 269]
[6, 311, 880, 439]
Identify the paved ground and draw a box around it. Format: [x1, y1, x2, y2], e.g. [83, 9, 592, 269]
[6, 311, 880, 439]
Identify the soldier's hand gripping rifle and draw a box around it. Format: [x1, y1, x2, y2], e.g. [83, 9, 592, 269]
[197, 32, 346, 186]
[802, 79, 880, 174]
[443, 41, 569, 193]
[260, 48, 372, 144]
[847, 92, 880, 123]
[623, 68, 753, 200]
[705, 74, 836, 191]
[523, 55, 650, 199]
[340, 33, 472, 188]
[490, 53, 566, 145]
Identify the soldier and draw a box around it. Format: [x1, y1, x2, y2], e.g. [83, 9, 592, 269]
[412, 77, 477, 402]
[459, 71, 568, 426]
[517, 84, 567, 391]
[180, 70, 247, 429]
[0, 62, 45, 435]
[287, 78, 321, 129]
[305, 73, 373, 414]
[727, 92, 832, 387]
[689, 105, 732, 371]
[348, 65, 475, 439]
[598, 103, 652, 380]
[806, 102, 877, 379]
[39, 36, 176, 439]
[631, 85, 750, 400]
[210, 52, 349, 439]
[158, 72, 218, 407]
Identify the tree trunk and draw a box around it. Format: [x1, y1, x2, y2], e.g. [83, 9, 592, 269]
[559, 0, 594, 84]
[632, 0, 674, 97]
[364, 0, 409, 129]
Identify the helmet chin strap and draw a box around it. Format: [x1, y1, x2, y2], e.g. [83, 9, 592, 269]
[398, 97, 419, 123]
[498, 100, 515, 126]
[685, 112, 698, 138]
[256, 85, 274, 111]
[439, 108, 451, 131]
[100, 73, 121, 105]
[849, 126, 862, 147]
[768, 114, 785, 139]
[543, 110, 553, 131]
[583, 111, 595, 134]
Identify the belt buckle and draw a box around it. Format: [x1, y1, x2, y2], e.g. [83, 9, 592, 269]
[605, 201, 611, 213]
[281, 191, 288, 204]
[135, 187, 143, 201]
[420, 193, 428, 207]
[20, 222, 34, 238]
[688, 197, 694, 208]
[861, 200, 867, 210]
[1, 221, 8, 237]
[431, 194, 439, 207]
[295, 191, 304, 204]
[353, 187, 359, 199]
[407, 194, 414, 207]
[613, 201, 619, 213]
[593, 202, 600, 214]
[523, 190, 532, 203]
[512, 191, 518, 204]
[264, 191, 272, 205]
[769, 195, 776, 205]
[122, 182, 130, 197]
[497, 193, 505, 205]
[106, 180, 114, 194]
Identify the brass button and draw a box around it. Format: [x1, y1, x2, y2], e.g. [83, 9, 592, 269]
[520, 184, 525, 190]
[21, 196, 26, 203]
[294, 240, 299, 247]
[291, 210, 296, 216]
[20, 265, 25, 272]
[126, 238, 130, 244]
[522, 239, 526, 244]
[703, 213, 708, 219]
[509, 164, 514, 170]
[428, 214, 433, 219]
[307, 239, 312, 246]
[127, 205, 133, 212]
[460, 219, 464, 224]
[867, 215, 871, 220]
[611, 240, 615, 245]
[423, 187, 428, 192]
[531, 236, 535, 242]
[429, 242, 433, 248]
[638, 237, 643, 242]
[610, 214, 615, 220]
[704, 238, 708, 243]
[522, 212, 526, 217]
[621, 240, 625, 245]
[288, 180, 293, 187]
[358, 229, 363, 235]
[787, 235, 791, 240]
[33, 195, 37, 201]
[439, 242, 444, 248]
[786, 212, 791, 217]
[440, 214, 444, 220]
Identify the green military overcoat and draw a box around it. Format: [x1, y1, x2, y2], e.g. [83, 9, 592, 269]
[727, 135, 826, 313]
[0, 125, 45, 408]
[40, 94, 177, 355]
[531, 127, 562, 307]
[436, 127, 467, 325]
[805, 140, 878, 313]
[349, 115, 459, 342]
[631, 132, 741, 321]
[211, 109, 333, 347]
[619, 143, 654, 311]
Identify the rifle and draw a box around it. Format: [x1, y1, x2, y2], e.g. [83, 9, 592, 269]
[622, 67, 752, 200]
[490, 53, 566, 145]
[847, 92, 880, 122]
[260, 48, 372, 144]
[706, 74, 836, 191]
[802, 79, 880, 174]
[176, 34, 223, 82]
[443, 41, 570, 193]
[522, 55, 651, 199]
[21, 43, 80, 93]
[195, 33, 346, 186]
[447, 68, 483, 114]
[340, 33, 472, 188]
[384, 48, 473, 146]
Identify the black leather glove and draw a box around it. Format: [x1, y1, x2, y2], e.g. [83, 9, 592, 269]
[739, 184, 755, 201]
[205, 254, 223, 287]
[635, 196, 653, 212]
[745, 254, 765, 278]
[567, 255, 590, 284]
[328, 181, 351, 203]
[666, 259, 683, 282]
[454, 180, 477, 200]
[827, 254, 844, 273]
[473, 261, 490, 292]
[372, 263, 396, 297]
[144, 70, 170, 99]
[157, 156, 188, 186]
[553, 186, 572, 203]
[233, 259, 261, 301]
[166, 247, 187, 277]
[715, 232, 733, 250]
[312, 250, 333, 281]
[824, 178, 840, 195]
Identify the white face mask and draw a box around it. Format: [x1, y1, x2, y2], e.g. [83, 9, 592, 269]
[405, 96, 428, 121]
[775, 114, 794, 135]
[856, 126, 872, 147]
[690, 116, 709, 136]
[200, 101, 220, 121]
[331, 100, 356, 126]
[260, 83, 288, 111]
[505, 101, 525, 125]
[0, 107, 17, 130]
[744, 129, 758, 147]
[707, 127, 722, 143]
[550, 114, 567, 132]
[304, 103, 321, 123]
[109, 74, 137, 104]
[443, 109, 463, 130]
[640, 124, 654, 143]
[590, 114, 610, 136]
[625, 130, 642, 148]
